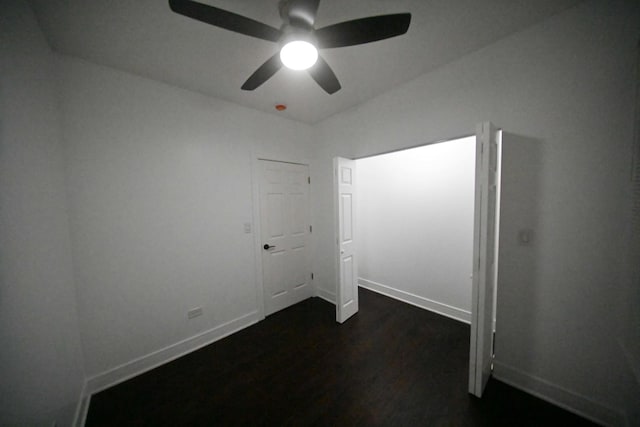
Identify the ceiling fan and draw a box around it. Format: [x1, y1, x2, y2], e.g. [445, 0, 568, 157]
[168, 0, 411, 94]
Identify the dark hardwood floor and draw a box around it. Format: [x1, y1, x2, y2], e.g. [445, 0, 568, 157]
[86, 288, 599, 426]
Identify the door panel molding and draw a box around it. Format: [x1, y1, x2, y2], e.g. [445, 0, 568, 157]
[334, 157, 359, 323]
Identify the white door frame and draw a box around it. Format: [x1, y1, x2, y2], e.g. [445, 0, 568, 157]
[468, 122, 501, 397]
[251, 154, 312, 321]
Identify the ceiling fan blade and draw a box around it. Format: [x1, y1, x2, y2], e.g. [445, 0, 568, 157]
[286, 0, 321, 28]
[308, 56, 341, 94]
[169, 0, 282, 42]
[314, 13, 411, 49]
[241, 53, 283, 91]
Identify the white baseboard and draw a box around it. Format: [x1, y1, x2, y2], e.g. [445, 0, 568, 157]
[358, 278, 471, 324]
[317, 287, 336, 304]
[85, 311, 260, 395]
[493, 360, 624, 427]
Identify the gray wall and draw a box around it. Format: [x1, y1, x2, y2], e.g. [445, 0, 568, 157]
[311, 1, 639, 424]
[0, 1, 85, 425]
[2, 0, 639, 425]
[58, 56, 314, 386]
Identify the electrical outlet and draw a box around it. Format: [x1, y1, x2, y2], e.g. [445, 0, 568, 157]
[187, 307, 203, 319]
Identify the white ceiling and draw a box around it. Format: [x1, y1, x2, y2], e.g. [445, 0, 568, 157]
[30, 0, 582, 124]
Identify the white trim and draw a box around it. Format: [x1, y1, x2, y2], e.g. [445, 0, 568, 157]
[493, 361, 624, 427]
[358, 278, 471, 324]
[251, 156, 267, 321]
[317, 287, 336, 304]
[85, 311, 260, 395]
[253, 152, 311, 166]
[73, 393, 90, 427]
[72, 380, 90, 427]
[356, 133, 475, 160]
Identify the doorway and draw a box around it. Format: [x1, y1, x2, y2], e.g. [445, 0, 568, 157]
[334, 123, 502, 398]
[257, 159, 313, 316]
[356, 135, 476, 323]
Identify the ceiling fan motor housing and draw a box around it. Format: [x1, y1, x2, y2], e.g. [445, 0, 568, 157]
[278, 0, 316, 30]
[279, 26, 317, 48]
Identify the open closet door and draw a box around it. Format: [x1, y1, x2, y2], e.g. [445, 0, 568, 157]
[334, 157, 358, 323]
[469, 122, 501, 397]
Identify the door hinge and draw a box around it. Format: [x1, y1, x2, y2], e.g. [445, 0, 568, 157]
[311, 273, 314, 280]
[308, 176, 311, 184]
[309, 225, 312, 233]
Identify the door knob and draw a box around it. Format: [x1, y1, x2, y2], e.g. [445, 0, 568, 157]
[263, 244, 275, 250]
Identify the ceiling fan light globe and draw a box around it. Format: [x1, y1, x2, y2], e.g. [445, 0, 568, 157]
[280, 40, 318, 70]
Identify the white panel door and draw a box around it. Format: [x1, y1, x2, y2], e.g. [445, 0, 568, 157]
[334, 157, 358, 323]
[469, 122, 501, 397]
[259, 160, 312, 316]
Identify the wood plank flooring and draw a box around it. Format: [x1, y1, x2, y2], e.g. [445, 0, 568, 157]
[86, 288, 599, 426]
